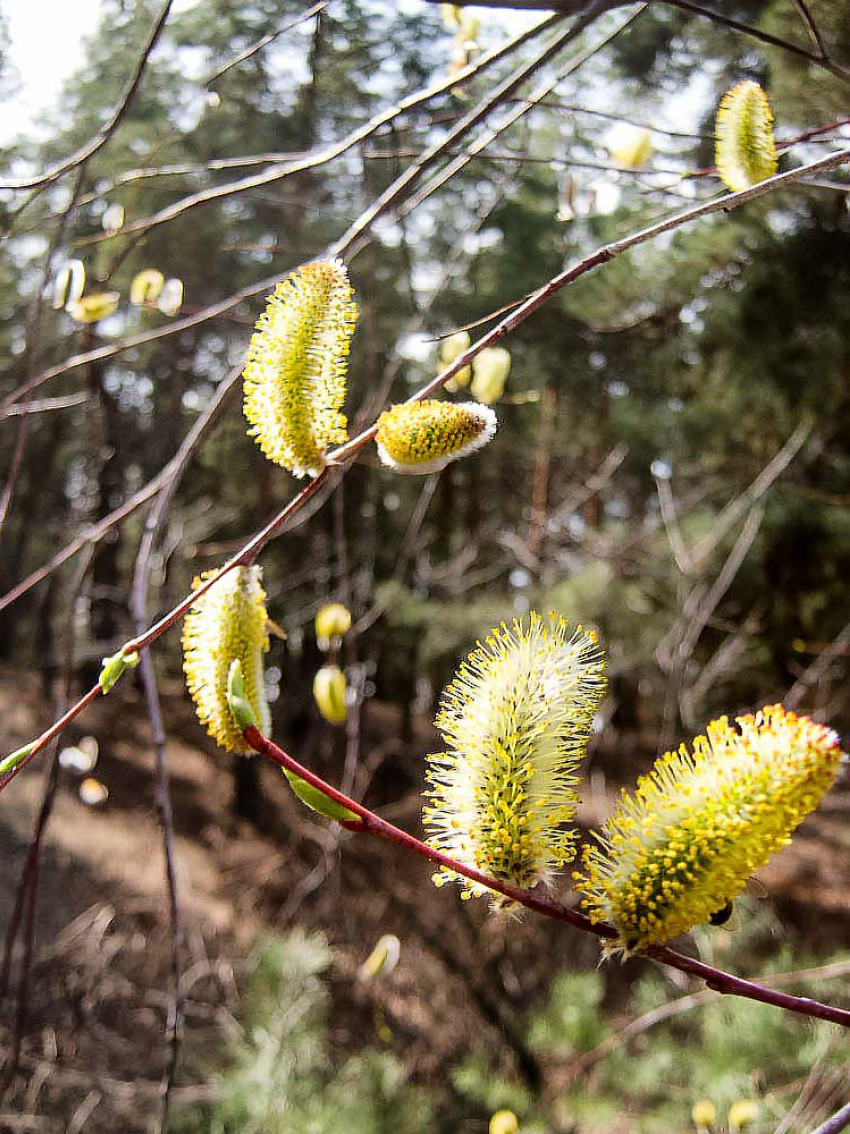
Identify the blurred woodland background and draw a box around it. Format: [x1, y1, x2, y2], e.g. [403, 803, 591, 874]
[0, 0, 849, 1130]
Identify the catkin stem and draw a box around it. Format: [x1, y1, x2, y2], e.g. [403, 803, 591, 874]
[243, 723, 850, 1030]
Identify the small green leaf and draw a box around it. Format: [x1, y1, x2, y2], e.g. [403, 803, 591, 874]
[99, 648, 140, 693]
[0, 741, 35, 778]
[226, 659, 258, 731]
[283, 769, 361, 824]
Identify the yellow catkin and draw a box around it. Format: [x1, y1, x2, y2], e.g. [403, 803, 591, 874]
[315, 602, 352, 641]
[470, 346, 511, 405]
[691, 1101, 717, 1129]
[68, 292, 120, 323]
[312, 665, 348, 725]
[576, 706, 843, 952]
[182, 566, 271, 753]
[375, 399, 497, 475]
[243, 259, 358, 478]
[130, 269, 165, 306]
[715, 81, 778, 192]
[424, 613, 606, 899]
[440, 330, 472, 388]
[612, 127, 654, 169]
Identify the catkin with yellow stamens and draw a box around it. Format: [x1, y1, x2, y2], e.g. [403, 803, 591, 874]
[375, 399, 496, 475]
[243, 259, 358, 478]
[575, 705, 843, 953]
[182, 566, 271, 753]
[130, 269, 165, 306]
[313, 664, 348, 725]
[715, 80, 778, 192]
[470, 346, 511, 405]
[424, 612, 606, 900]
[315, 602, 352, 642]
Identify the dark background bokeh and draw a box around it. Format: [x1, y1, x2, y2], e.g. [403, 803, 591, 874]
[0, 2, 848, 1130]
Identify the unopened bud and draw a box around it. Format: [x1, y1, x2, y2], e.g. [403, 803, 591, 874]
[313, 664, 347, 725]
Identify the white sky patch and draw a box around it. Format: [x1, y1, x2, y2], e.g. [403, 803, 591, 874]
[2, 0, 104, 145]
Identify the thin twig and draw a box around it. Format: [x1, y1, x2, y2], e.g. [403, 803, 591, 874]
[1, 0, 174, 193]
[785, 621, 850, 711]
[0, 393, 92, 417]
[3, 139, 850, 791]
[388, 3, 646, 232]
[793, 0, 830, 59]
[0, 166, 88, 536]
[689, 418, 813, 570]
[0, 282, 280, 415]
[657, 0, 850, 84]
[243, 723, 850, 1029]
[0, 365, 242, 615]
[0, 548, 93, 1103]
[127, 406, 215, 1129]
[423, 0, 850, 83]
[76, 14, 561, 247]
[205, 0, 328, 84]
[558, 955, 850, 1089]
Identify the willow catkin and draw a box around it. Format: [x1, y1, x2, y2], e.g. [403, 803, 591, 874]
[424, 613, 606, 899]
[576, 705, 842, 952]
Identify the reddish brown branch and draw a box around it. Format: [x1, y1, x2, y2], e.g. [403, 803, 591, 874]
[2, 141, 849, 792]
[243, 724, 850, 1030]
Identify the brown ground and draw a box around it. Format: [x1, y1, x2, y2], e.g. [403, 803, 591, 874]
[0, 666, 848, 1132]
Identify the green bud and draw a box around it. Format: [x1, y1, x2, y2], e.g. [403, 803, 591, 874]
[99, 649, 140, 694]
[283, 769, 361, 824]
[0, 741, 36, 779]
[226, 659, 259, 731]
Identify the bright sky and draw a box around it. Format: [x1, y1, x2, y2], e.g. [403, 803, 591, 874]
[3, 0, 104, 144]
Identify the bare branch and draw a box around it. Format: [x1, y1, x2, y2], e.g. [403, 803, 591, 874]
[422, 0, 850, 84]
[0, 393, 92, 416]
[3, 137, 850, 790]
[0, 365, 242, 614]
[75, 14, 562, 246]
[204, 0, 328, 85]
[812, 1102, 850, 1134]
[657, 0, 850, 84]
[785, 621, 850, 711]
[794, 0, 830, 59]
[390, 3, 649, 228]
[689, 418, 813, 570]
[0, 0, 175, 193]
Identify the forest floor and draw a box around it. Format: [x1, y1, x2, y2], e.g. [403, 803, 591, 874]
[0, 664, 848, 1132]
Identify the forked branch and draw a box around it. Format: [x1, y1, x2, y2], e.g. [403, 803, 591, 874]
[242, 723, 850, 1030]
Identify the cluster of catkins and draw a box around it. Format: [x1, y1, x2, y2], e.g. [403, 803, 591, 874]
[183, 248, 842, 958]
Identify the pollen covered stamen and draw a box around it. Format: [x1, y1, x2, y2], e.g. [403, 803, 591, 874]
[575, 705, 843, 952]
[182, 565, 271, 754]
[243, 259, 358, 478]
[424, 613, 606, 901]
[375, 400, 497, 475]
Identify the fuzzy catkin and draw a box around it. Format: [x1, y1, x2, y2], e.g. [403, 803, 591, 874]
[424, 612, 606, 899]
[182, 566, 271, 753]
[243, 259, 357, 477]
[715, 81, 778, 192]
[375, 399, 497, 475]
[576, 705, 842, 952]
